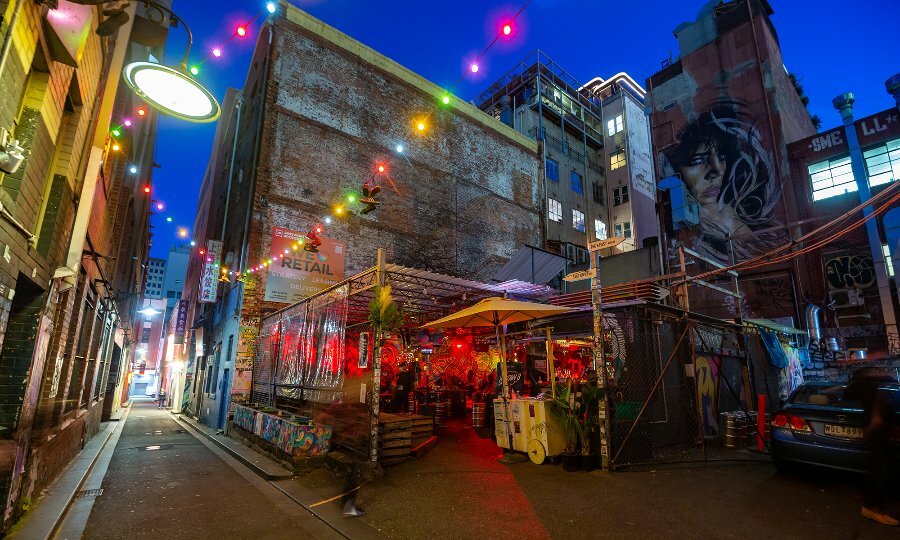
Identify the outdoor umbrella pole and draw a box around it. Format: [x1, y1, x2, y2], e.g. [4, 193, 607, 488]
[495, 317, 515, 453]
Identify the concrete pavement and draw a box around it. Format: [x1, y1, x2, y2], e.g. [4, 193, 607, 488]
[76, 401, 343, 539]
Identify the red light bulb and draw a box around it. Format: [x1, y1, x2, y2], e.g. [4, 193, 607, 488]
[377, 165, 385, 173]
[143, 186, 151, 193]
[137, 107, 146, 117]
[236, 25, 247, 37]
[503, 23, 512, 36]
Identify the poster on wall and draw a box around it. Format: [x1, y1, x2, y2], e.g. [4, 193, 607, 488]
[264, 226, 346, 303]
[236, 316, 259, 368]
[199, 239, 223, 303]
[625, 98, 655, 199]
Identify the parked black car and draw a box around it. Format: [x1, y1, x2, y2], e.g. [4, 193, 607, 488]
[771, 381, 900, 473]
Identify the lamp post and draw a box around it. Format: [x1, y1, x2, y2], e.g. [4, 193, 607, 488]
[121, 1, 221, 123]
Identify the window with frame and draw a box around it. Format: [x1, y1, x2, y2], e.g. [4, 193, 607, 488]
[592, 182, 604, 205]
[546, 158, 559, 181]
[549, 198, 562, 222]
[594, 219, 607, 240]
[614, 221, 632, 239]
[809, 155, 856, 200]
[610, 151, 626, 171]
[572, 209, 585, 233]
[883, 244, 895, 277]
[607, 114, 623, 136]
[864, 138, 900, 188]
[571, 170, 583, 193]
[613, 185, 629, 206]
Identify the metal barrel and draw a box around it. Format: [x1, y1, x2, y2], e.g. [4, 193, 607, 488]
[720, 412, 747, 449]
[472, 402, 486, 428]
[435, 401, 446, 426]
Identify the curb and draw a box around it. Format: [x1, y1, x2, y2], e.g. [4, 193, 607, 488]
[169, 413, 294, 481]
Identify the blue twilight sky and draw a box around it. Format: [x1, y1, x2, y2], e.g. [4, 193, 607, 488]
[148, 0, 899, 258]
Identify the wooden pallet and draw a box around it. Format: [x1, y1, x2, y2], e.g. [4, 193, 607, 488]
[378, 413, 412, 458]
[407, 414, 433, 439]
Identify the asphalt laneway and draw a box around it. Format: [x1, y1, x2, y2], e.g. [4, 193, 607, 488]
[80, 401, 336, 540]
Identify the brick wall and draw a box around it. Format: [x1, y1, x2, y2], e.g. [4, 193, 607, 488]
[226, 11, 541, 323]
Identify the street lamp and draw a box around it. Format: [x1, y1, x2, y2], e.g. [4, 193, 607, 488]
[121, 2, 221, 123]
[138, 303, 161, 317]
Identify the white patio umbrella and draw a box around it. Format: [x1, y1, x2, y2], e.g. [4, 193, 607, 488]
[422, 297, 572, 456]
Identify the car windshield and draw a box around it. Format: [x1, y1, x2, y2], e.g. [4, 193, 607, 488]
[789, 385, 861, 409]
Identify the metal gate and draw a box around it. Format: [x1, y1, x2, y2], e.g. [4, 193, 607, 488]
[606, 305, 771, 469]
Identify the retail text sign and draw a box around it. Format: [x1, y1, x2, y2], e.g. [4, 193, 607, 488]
[174, 300, 189, 344]
[199, 239, 223, 303]
[264, 226, 346, 303]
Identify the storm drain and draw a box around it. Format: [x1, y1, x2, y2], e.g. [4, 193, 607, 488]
[137, 444, 174, 451]
[74, 489, 103, 498]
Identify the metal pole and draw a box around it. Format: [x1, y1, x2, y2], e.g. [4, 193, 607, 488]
[369, 249, 386, 462]
[832, 94, 900, 350]
[589, 244, 610, 468]
[545, 327, 555, 398]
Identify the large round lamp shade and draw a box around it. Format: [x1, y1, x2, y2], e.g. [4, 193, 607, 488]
[123, 62, 221, 123]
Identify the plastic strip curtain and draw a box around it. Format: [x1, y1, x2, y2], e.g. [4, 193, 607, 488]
[302, 285, 349, 403]
[251, 316, 282, 405]
[274, 304, 308, 399]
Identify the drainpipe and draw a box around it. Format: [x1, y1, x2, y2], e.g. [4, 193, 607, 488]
[55, 3, 138, 289]
[221, 94, 244, 239]
[0, 0, 24, 87]
[832, 93, 899, 351]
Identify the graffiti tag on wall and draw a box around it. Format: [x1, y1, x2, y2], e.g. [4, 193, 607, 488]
[824, 253, 875, 290]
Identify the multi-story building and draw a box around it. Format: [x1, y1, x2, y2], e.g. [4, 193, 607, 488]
[182, 4, 543, 429]
[582, 73, 660, 252]
[0, 1, 165, 529]
[476, 51, 606, 268]
[788, 103, 900, 372]
[646, 0, 816, 323]
[160, 244, 188, 318]
[145, 257, 165, 299]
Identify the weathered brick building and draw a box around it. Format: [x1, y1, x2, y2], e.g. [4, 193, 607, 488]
[184, 4, 543, 428]
[0, 1, 164, 528]
[646, 0, 816, 323]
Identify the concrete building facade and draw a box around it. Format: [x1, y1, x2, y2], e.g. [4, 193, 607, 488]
[145, 256, 165, 299]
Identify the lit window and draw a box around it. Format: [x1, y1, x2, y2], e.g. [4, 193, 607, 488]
[623, 221, 632, 239]
[607, 114, 623, 136]
[614, 223, 622, 237]
[610, 151, 626, 171]
[883, 244, 895, 277]
[809, 155, 856, 200]
[594, 220, 607, 240]
[549, 198, 562, 222]
[864, 138, 900, 188]
[573, 209, 585, 232]
[546, 158, 559, 181]
[571, 170, 583, 193]
[613, 185, 629, 206]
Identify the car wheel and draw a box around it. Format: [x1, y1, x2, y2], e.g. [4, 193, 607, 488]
[773, 458, 794, 475]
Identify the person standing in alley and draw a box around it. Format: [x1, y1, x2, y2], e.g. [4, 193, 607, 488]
[846, 368, 898, 526]
[157, 388, 167, 409]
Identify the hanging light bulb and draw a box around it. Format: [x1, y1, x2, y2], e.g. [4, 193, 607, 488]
[266, 2, 277, 14]
[212, 48, 222, 58]
[236, 25, 248, 37]
[470, 63, 479, 73]
[395, 144, 404, 153]
[503, 23, 512, 36]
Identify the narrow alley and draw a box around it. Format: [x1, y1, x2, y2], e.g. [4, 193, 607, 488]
[44, 401, 346, 540]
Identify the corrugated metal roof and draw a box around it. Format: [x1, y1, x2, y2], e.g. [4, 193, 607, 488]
[492, 245, 566, 285]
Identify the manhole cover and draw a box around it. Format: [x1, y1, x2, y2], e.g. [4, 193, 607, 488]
[74, 488, 103, 498]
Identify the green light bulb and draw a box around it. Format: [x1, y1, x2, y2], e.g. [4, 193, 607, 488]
[111, 128, 121, 137]
[442, 95, 451, 105]
[190, 66, 199, 75]
[348, 194, 356, 203]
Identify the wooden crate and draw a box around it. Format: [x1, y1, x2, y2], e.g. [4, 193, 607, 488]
[408, 414, 433, 439]
[378, 413, 412, 458]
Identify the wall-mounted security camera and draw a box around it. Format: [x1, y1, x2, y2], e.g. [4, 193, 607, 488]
[0, 140, 25, 175]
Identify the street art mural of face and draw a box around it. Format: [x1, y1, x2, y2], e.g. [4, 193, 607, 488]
[660, 105, 785, 262]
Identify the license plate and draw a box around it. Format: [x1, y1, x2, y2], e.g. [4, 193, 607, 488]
[823, 424, 864, 439]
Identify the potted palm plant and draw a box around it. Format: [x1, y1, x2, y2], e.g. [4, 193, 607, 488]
[533, 381, 583, 472]
[576, 376, 604, 472]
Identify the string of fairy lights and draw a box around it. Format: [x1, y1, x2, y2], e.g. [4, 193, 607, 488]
[121, 0, 532, 282]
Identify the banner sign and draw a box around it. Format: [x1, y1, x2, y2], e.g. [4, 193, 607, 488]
[264, 226, 346, 303]
[174, 300, 189, 344]
[199, 239, 223, 303]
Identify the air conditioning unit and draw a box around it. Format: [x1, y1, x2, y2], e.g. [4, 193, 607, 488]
[829, 288, 865, 309]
